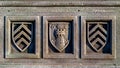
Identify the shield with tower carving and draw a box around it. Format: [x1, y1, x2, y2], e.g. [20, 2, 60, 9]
[49, 22, 70, 52]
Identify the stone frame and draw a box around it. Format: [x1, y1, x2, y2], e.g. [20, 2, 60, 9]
[43, 16, 78, 58]
[5, 16, 40, 58]
[81, 16, 116, 59]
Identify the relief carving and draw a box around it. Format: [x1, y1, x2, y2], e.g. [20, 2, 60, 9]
[5, 16, 40, 58]
[49, 23, 70, 52]
[43, 16, 78, 58]
[87, 22, 108, 52]
[12, 22, 33, 52]
[81, 16, 116, 59]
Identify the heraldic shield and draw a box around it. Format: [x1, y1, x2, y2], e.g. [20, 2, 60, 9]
[49, 22, 70, 52]
[87, 22, 109, 52]
[12, 22, 33, 52]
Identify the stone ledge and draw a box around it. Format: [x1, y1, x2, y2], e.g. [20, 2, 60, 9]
[0, 65, 118, 68]
[0, 1, 120, 7]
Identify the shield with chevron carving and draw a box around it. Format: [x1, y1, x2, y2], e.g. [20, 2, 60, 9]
[87, 22, 109, 52]
[12, 22, 33, 52]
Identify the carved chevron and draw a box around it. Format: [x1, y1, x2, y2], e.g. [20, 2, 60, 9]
[90, 37, 105, 52]
[14, 31, 31, 41]
[14, 24, 31, 35]
[89, 30, 106, 41]
[88, 23, 108, 52]
[12, 23, 32, 52]
[89, 24, 107, 35]
[92, 38, 105, 46]
[16, 38, 29, 46]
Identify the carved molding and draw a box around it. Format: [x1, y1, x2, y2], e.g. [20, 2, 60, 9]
[0, 1, 120, 7]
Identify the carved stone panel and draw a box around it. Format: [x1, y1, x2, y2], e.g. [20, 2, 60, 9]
[81, 16, 116, 59]
[5, 16, 40, 58]
[43, 16, 78, 58]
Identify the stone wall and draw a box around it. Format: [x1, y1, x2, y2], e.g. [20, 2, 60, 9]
[0, 0, 120, 68]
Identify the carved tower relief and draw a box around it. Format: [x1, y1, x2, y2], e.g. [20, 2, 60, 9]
[49, 23, 70, 53]
[43, 16, 78, 58]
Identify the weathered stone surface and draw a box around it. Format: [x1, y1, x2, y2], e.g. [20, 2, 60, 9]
[0, 0, 119, 68]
